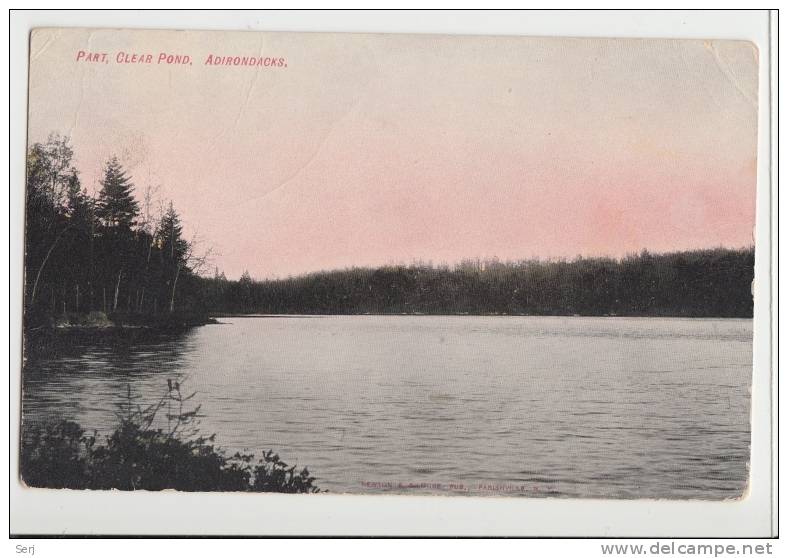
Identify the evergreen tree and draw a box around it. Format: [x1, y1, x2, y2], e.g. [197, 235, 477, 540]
[96, 157, 139, 229]
[157, 202, 190, 312]
[157, 202, 189, 264]
[65, 170, 90, 220]
[96, 157, 139, 312]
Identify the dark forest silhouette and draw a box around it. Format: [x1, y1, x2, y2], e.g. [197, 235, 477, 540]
[24, 134, 209, 329]
[199, 248, 753, 318]
[24, 134, 754, 328]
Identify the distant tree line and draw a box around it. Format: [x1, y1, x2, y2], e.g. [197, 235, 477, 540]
[24, 134, 208, 328]
[198, 248, 754, 318]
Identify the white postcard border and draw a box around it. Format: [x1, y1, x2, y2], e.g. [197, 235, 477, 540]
[7, 9, 776, 537]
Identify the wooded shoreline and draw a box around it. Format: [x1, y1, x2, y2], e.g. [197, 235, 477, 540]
[24, 134, 755, 328]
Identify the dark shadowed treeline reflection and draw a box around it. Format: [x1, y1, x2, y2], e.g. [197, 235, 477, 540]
[22, 328, 196, 438]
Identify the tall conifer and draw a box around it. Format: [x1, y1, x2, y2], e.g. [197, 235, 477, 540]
[97, 157, 139, 229]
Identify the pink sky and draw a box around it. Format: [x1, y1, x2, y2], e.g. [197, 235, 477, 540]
[28, 30, 758, 279]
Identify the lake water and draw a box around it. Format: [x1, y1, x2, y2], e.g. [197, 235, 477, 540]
[22, 316, 752, 499]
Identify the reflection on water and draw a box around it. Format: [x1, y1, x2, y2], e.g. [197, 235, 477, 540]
[23, 330, 198, 433]
[22, 316, 752, 499]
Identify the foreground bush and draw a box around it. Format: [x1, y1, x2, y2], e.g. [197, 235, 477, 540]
[21, 382, 320, 493]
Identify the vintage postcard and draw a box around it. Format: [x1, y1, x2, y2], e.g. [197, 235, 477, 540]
[20, 27, 758, 500]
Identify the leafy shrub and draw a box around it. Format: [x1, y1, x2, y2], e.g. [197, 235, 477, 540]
[21, 382, 320, 493]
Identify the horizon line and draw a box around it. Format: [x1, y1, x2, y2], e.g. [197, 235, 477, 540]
[214, 244, 756, 282]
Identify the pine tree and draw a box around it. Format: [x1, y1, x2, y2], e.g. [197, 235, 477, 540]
[96, 157, 139, 312]
[157, 202, 188, 264]
[156, 202, 190, 312]
[96, 157, 139, 229]
[65, 170, 91, 220]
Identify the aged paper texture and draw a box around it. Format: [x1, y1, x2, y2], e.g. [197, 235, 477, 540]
[22, 28, 757, 499]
